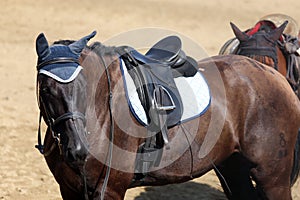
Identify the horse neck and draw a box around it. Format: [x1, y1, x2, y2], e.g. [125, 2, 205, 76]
[276, 46, 287, 76]
[80, 48, 122, 118]
[80, 49, 121, 163]
[80, 49, 141, 175]
[247, 54, 275, 67]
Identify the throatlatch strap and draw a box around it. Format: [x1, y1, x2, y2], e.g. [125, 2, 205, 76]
[35, 113, 44, 154]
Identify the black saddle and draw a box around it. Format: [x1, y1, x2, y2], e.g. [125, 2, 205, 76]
[117, 36, 198, 176]
[118, 36, 197, 129]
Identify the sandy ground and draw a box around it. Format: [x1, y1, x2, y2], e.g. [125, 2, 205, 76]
[1, 0, 300, 199]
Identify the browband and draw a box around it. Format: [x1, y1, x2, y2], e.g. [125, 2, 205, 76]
[37, 57, 79, 70]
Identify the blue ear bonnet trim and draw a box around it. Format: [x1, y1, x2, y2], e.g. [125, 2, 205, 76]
[38, 45, 82, 83]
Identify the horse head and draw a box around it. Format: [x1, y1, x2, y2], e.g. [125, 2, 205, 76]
[36, 31, 96, 167]
[230, 21, 288, 59]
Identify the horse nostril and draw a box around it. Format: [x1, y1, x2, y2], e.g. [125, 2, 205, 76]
[66, 144, 88, 163]
[66, 148, 76, 162]
[75, 146, 88, 160]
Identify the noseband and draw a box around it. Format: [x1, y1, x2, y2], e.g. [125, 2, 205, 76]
[35, 57, 86, 156]
[53, 111, 86, 128]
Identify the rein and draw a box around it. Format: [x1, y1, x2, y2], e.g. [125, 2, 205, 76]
[95, 52, 115, 200]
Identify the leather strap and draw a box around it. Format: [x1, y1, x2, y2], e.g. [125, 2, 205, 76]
[37, 57, 79, 70]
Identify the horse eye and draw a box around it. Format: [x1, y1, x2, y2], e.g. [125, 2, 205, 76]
[41, 87, 50, 94]
[40, 87, 59, 98]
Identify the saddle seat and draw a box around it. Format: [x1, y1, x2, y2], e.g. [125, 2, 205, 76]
[131, 36, 185, 67]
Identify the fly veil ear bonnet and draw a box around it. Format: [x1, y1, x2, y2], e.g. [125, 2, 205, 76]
[36, 31, 96, 83]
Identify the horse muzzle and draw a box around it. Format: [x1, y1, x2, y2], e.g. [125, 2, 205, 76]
[65, 140, 88, 164]
[52, 112, 89, 166]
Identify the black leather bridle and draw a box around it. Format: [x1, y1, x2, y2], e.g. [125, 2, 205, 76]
[35, 55, 114, 200]
[35, 57, 86, 156]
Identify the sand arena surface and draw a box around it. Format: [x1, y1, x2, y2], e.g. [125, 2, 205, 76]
[0, 0, 300, 199]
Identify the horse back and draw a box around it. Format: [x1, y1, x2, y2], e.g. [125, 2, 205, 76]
[200, 54, 300, 136]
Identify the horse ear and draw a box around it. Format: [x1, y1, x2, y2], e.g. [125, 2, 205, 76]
[69, 31, 97, 56]
[230, 22, 249, 42]
[36, 33, 50, 59]
[268, 20, 288, 41]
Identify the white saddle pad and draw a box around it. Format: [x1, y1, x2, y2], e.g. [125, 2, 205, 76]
[120, 59, 211, 126]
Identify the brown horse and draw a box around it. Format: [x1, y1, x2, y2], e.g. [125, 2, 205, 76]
[35, 32, 300, 200]
[219, 20, 300, 189]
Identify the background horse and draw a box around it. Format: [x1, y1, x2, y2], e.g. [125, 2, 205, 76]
[219, 19, 300, 187]
[219, 20, 300, 96]
[36, 32, 300, 200]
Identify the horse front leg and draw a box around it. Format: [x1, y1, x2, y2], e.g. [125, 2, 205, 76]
[91, 170, 134, 200]
[92, 189, 126, 200]
[91, 183, 127, 200]
[254, 183, 292, 200]
[215, 153, 259, 200]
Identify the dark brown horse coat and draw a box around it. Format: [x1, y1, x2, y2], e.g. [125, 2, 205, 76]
[37, 37, 300, 200]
